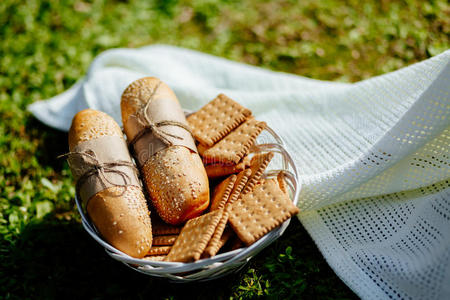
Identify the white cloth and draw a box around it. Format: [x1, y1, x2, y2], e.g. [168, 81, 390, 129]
[28, 45, 450, 299]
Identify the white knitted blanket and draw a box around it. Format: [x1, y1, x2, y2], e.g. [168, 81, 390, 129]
[28, 45, 450, 300]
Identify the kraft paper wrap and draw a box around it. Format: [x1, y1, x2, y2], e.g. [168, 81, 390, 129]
[127, 97, 197, 166]
[67, 135, 140, 209]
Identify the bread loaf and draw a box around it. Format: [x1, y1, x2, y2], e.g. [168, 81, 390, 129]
[68, 109, 152, 258]
[121, 77, 209, 225]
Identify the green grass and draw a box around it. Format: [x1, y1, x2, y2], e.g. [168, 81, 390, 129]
[0, 0, 448, 298]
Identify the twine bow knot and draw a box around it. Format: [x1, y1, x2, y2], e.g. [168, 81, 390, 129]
[58, 151, 138, 203]
[128, 81, 192, 148]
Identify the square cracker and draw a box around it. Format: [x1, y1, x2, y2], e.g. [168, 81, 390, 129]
[202, 209, 230, 258]
[152, 220, 182, 236]
[165, 209, 223, 262]
[217, 227, 234, 251]
[197, 143, 209, 156]
[187, 94, 252, 147]
[201, 118, 266, 165]
[226, 169, 252, 207]
[210, 175, 237, 211]
[241, 152, 274, 195]
[147, 246, 172, 256]
[228, 178, 299, 245]
[152, 235, 178, 246]
[143, 255, 167, 262]
[204, 156, 250, 178]
[277, 171, 289, 195]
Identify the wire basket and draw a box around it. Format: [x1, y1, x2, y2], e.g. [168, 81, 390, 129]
[75, 122, 300, 282]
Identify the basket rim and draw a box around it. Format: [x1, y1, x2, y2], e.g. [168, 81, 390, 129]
[74, 122, 301, 281]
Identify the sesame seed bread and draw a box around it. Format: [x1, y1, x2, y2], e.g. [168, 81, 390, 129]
[69, 109, 152, 258]
[121, 78, 210, 225]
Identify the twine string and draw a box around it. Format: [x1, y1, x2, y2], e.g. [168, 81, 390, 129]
[58, 151, 138, 202]
[128, 81, 192, 149]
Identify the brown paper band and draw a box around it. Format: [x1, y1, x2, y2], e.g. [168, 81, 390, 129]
[64, 135, 140, 209]
[127, 95, 197, 166]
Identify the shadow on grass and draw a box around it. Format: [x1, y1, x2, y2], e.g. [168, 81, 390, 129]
[25, 116, 69, 172]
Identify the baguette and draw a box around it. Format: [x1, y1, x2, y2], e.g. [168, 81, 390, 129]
[68, 109, 152, 258]
[121, 77, 209, 225]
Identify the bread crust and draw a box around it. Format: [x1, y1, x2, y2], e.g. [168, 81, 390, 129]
[121, 78, 210, 225]
[69, 109, 152, 258]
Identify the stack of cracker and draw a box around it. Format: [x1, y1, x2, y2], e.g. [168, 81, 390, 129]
[143, 215, 182, 261]
[143, 94, 299, 262]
